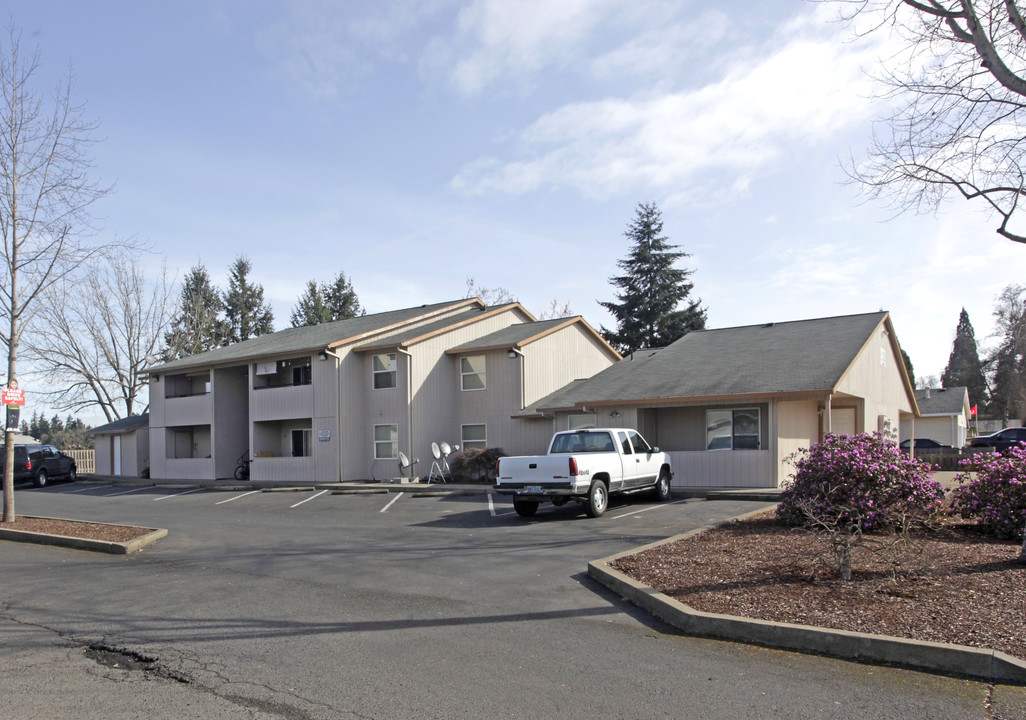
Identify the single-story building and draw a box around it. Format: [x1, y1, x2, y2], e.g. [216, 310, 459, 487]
[90, 414, 150, 477]
[514, 311, 919, 488]
[899, 387, 970, 448]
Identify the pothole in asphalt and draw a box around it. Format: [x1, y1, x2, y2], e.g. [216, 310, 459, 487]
[84, 644, 190, 683]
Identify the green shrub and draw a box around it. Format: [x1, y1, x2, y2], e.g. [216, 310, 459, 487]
[450, 447, 506, 484]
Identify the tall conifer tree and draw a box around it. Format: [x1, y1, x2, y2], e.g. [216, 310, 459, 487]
[163, 264, 226, 360]
[223, 255, 274, 344]
[941, 308, 988, 409]
[599, 202, 705, 354]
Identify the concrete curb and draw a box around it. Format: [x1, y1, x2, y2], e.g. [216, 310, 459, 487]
[588, 509, 1026, 685]
[0, 516, 167, 555]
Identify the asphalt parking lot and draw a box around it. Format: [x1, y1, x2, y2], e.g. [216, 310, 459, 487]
[2, 481, 1020, 719]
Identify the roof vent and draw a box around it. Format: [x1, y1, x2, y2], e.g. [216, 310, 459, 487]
[763, 322, 774, 328]
[925, 388, 931, 399]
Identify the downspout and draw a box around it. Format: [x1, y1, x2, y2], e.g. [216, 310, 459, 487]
[321, 348, 343, 482]
[508, 347, 525, 410]
[397, 347, 414, 471]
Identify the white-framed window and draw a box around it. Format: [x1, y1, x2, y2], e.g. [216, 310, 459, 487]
[460, 355, 486, 391]
[373, 353, 397, 389]
[706, 408, 760, 451]
[374, 424, 398, 460]
[291, 429, 312, 457]
[568, 413, 596, 430]
[461, 424, 486, 450]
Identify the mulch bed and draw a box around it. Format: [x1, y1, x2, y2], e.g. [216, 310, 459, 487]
[611, 512, 1026, 661]
[0, 516, 153, 543]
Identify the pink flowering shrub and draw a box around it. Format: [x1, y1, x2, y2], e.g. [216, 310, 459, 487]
[950, 445, 1026, 540]
[777, 433, 945, 530]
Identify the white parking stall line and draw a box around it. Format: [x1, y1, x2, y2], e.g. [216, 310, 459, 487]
[106, 487, 148, 497]
[487, 493, 496, 516]
[380, 492, 404, 513]
[290, 489, 329, 509]
[611, 499, 687, 520]
[61, 485, 111, 493]
[154, 488, 205, 501]
[216, 490, 261, 505]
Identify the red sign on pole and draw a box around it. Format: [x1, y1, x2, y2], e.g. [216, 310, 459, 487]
[2, 387, 25, 406]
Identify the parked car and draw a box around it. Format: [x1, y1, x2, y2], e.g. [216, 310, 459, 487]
[966, 427, 1026, 453]
[494, 428, 672, 518]
[0, 444, 78, 487]
[899, 438, 951, 453]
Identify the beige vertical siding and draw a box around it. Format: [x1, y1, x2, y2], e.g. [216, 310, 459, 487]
[835, 322, 912, 437]
[213, 367, 249, 479]
[776, 399, 820, 486]
[94, 436, 113, 475]
[523, 329, 616, 407]
[667, 450, 774, 488]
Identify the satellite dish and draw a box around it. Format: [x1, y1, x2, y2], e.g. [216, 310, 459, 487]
[399, 451, 411, 469]
[439, 442, 452, 456]
[431, 442, 441, 459]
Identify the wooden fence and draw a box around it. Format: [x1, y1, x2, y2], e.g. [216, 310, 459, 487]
[66, 449, 95, 474]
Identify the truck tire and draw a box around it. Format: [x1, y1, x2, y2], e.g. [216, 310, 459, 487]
[652, 469, 671, 502]
[513, 498, 539, 517]
[34, 469, 48, 488]
[585, 479, 608, 518]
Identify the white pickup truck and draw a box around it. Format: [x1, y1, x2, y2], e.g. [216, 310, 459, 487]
[494, 428, 673, 518]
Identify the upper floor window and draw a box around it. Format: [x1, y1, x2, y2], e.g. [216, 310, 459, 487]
[461, 355, 486, 391]
[373, 353, 397, 389]
[706, 408, 760, 450]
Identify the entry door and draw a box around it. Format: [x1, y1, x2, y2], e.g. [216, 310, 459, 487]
[832, 408, 857, 436]
[113, 436, 122, 475]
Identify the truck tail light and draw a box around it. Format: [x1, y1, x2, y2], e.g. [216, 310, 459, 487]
[25, 459, 31, 470]
[569, 457, 578, 476]
[495, 459, 501, 478]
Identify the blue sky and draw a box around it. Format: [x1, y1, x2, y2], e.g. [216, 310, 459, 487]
[10, 0, 1026, 413]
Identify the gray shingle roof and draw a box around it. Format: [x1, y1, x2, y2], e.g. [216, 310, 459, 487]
[915, 387, 968, 416]
[89, 414, 150, 435]
[353, 304, 524, 351]
[532, 312, 891, 408]
[147, 299, 475, 373]
[447, 317, 578, 352]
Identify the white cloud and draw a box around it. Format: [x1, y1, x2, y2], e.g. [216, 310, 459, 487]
[451, 18, 883, 200]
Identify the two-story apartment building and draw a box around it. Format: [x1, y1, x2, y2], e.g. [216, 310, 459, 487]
[145, 298, 620, 483]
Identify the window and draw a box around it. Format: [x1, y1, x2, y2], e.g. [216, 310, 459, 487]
[462, 424, 486, 450]
[291, 429, 312, 457]
[628, 431, 652, 454]
[568, 413, 596, 430]
[460, 355, 486, 391]
[706, 408, 761, 450]
[373, 353, 397, 389]
[374, 424, 398, 460]
[292, 364, 311, 386]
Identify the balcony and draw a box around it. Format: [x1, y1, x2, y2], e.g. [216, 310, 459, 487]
[251, 383, 315, 421]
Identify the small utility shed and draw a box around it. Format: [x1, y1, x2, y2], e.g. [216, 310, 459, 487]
[517, 312, 918, 488]
[90, 414, 149, 478]
[899, 387, 970, 448]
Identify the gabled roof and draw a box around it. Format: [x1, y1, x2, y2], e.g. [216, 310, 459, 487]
[915, 387, 969, 416]
[352, 303, 533, 352]
[445, 316, 621, 359]
[530, 311, 912, 409]
[89, 414, 150, 435]
[147, 299, 481, 373]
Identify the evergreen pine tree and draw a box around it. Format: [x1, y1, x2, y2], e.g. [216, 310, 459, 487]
[599, 202, 706, 354]
[941, 308, 989, 409]
[290, 280, 329, 327]
[163, 264, 226, 360]
[223, 255, 274, 344]
[289, 272, 363, 328]
[900, 349, 915, 388]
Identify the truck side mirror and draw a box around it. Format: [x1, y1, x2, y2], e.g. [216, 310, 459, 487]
[652, 447, 659, 453]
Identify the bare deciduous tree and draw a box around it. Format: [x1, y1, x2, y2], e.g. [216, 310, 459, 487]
[836, 1, 1026, 243]
[26, 252, 172, 424]
[464, 276, 516, 306]
[0, 27, 114, 521]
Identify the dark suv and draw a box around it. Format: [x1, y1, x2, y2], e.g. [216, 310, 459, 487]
[967, 427, 1026, 453]
[0, 444, 78, 487]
